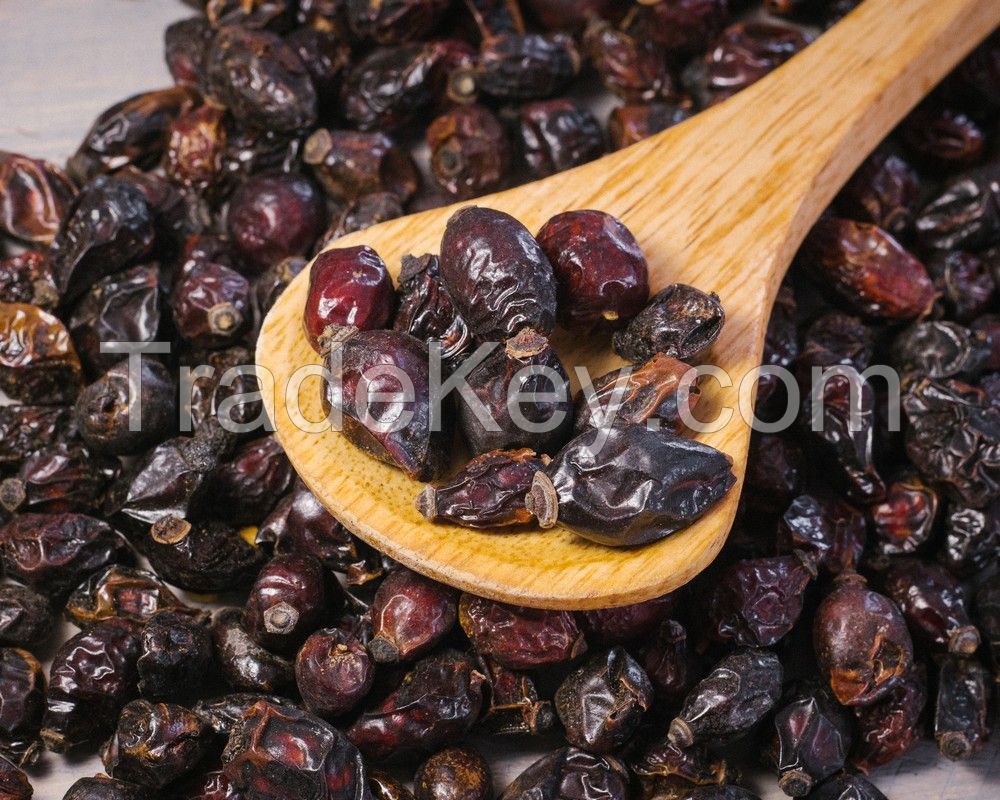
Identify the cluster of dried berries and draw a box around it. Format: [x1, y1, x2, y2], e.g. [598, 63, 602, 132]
[309, 203, 734, 546]
[1, 0, 999, 799]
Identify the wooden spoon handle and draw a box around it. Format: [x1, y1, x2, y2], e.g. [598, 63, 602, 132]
[631, 0, 1000, 307]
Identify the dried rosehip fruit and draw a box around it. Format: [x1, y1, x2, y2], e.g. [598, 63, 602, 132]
[900, 103, 986, 171]
[669, 649, 782, 748]
[891, 320, 989, 381]
[137, 611, 215, 703]
[0, 303, 82, 405]
[164, 15, 212, 84]
[101, 700, 212, 789]
[303, 246, 394, 353]
[941, 500, 1000, 577]
[286, 26, 352, 105]
[257, 481, 373, 576]
[777, 495, 866, 576]
[836, 148, 921, 237]
[194, 693, 297, 739]
[347, 650, 485, 759]
[105, 428, 229, 537]
[0, 648, 45, 766]
[710, 554, 816, 648]
[69, 264, 167, 376]
[48, 176, 156, 303]
[296, 628, 374, 718]
[440, 206, 557, 341]
[934, 655, 991, 760]
[580, 595, 674, 647]
[868, 475, 938, 556]
[427, 105, 510, 199]
[393, 254, 474, 374]
[0, 586, 53, 649]
[629, 735, 734, 799]
[555, 647, 653, 753]
[613, 284, 725, 364]
[223, 700, 370, 800]
[65, 565, 202, 628]
[683, 20, 811, 107]
[0, 441, 119, 516]
[74, 359, 177, 457]
[171, 260, 251, 348]
[609, 102, 691, 150]
[368, 568, 457, 663]
[63, 774, 143, 800]
[357, 40, 474, 129]
[415, 746, 491, 800]
[206, 26, 317, 132]
[0, 151, 75, 245]
[584, 19, 673, 102]
[814, 573, 913, 707]
[243, 553, 336, 653]
[927, 250, 995, 323]
[476, 656, 554, 736]
[517, 99, 605, 179]
[643, 619, 701, 700]
[212, 609, 295, 694]
[0, 755, 32, 800]
[324, 192, 405, 241]
[537, 210, 649, 333]
[182, 346, 264, 436]
[803, 217, 937, 320]
[769, 682, 852, 797]
[624, 0, 729, 57]
[457, 328, 572, 456]
[0, 251, 59, 310]
[902, 377, 1000, 507]
[418, 449, 547, 529]
[41, 616, 143, 752]
[227, 172, 327, 272]
[304, 128, 419, 203]
[67, 86, 197, 182]
[851, 665, 926, 773]
[324, 328, 452, 481]
[473, 33, 579, 101]
[527, 426, 735, 546]
[253, 256, 307, 328]
[0, 513, 127, 598]
[459, 594, 586, 670]
[209, 435, 294, 526]
[883, 559, 980, 655]
[0, 405, 76, 472]
[146, 518, 265, 593]
[500, 747, 628, 800]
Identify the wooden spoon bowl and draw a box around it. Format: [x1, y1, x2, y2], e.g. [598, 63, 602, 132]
[258, 0, 999, 609]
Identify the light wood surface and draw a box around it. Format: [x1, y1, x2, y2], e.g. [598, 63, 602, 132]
[259, 0, 1000, 610]
[2, 3, 999, 799]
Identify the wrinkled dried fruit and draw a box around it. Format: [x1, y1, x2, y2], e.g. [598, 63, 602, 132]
[613, 284, 725, 364]
[814, 573, 913, 707]
[555, 647, 653, 753]
[459, 594, 586, 670]
[527, 426, 735, 546]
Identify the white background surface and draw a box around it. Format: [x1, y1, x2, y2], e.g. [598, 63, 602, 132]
[0, 1, 998, 797]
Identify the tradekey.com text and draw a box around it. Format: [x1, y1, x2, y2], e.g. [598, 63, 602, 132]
[104, 340, 901, 449]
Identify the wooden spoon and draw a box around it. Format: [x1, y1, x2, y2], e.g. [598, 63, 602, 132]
[258, 0, 999, 610]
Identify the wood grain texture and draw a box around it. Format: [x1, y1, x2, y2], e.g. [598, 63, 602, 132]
[1, 3, 998, 799]
[259, 0, 1000, 610]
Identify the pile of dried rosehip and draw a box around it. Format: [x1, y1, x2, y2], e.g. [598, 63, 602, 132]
[306, 204, 735, 545]
[0, 0, 999, 799]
